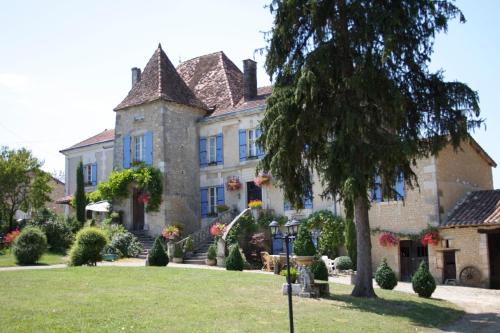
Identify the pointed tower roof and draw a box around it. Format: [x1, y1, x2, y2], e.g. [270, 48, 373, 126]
[114, 44, 207, 111]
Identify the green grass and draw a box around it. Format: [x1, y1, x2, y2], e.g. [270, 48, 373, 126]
[0, 249, 66, 267]
[0, 267, 462, 332]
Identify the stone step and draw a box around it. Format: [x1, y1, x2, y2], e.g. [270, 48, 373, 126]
[183, 258, 207, 265]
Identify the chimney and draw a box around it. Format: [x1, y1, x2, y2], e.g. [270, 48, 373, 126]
[131, 67, 141, 87]
[243, 59, 257, 100]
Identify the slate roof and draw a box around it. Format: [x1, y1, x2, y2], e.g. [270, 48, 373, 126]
[442, 190, 500, 227]
[114, 44, 207, 111]
[60, 129, 115, 153]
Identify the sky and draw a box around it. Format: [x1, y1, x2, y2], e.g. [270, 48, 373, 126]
[0, 0, 499, 187]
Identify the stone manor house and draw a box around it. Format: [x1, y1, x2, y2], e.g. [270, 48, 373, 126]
[59, 44, 500, 288]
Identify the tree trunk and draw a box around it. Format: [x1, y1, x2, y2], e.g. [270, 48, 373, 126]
[351, 195, 376, 298]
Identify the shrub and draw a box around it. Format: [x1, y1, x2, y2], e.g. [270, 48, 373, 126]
[147, 237, 168, 266]
[335, 256, 353, 270]
[183, 237, 194, 253]
[280, 267, 299, 283]
[311, 259, 329, 281]
[109, 232, 143, 258]
[13, 227, 47, 265]
[293, 225, 316, 256]
[3, 229, 21, 248]
[344, 218, 357, 269]
[306, 210, 344, 259]
[69, 227, 108, 266]
[65, 216, 83, 234]
[412, 261, 436, 298]
[43, 219, 74, 253]
[226, 244, 244, 271]
[207, 244, 217, 260]
[102, 224, 127, 241]
[375, 258, 398, 290]
[173, 243, 184, 258]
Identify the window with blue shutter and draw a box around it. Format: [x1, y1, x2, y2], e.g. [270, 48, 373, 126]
[395, 172, 405, 200]
[145, 131, 153, 166]
[256, 128, 264, 159]
[199, 137, 207, 167]
[304, 194, 313, 209]
[372, 174, 382, 202]
[123, 135, 131, 169]
[91, 163, 97, 186]
[200, 188, 208, 218]
[239, 129, 247, 162]
[372, 172, 404, 202]
[216, 186, 225, 206]
[284, 200, 292, 211]
[216, 133, 223, 165]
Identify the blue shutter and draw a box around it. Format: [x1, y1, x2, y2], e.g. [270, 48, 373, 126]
[123, 135, 131, 169]
[284, 200, 292, 211]
[145, 131, 153, 166]
[395, 172, 405, 200]
[373, 175, 382, 202]
[239, 129, 247, 162]
[200, 188, 208, 218]
[256, 128, 264, 159]
[91, 163, 97, 186]
[216, 186, 225, 206]
[216, 133, 223, 165]
[199, 137, 207, 167]
[304, 194, 313, 209]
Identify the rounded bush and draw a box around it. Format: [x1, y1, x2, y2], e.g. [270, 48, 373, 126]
[13, 227, 47, 265]
[375, 258, 398, 290]
[226, 244, 244, 271]
[147, 237, 168, 266]
[311, 259, 329, 281]
[69, 227, 108, 266]
[412, 261, 436, 298]
[335, 256, 353, 271]
[207, 244, 217, 260]
[43, 219, 74, 253]
[109, 232, 143, 258]
[293, 225, 316, 256]
[280, 267, 298, 283]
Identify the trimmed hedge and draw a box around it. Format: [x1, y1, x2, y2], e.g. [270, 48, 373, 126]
[293, 225, 316, 256]
[335, 256, 353, 270]
[226, 244, 244, 271]
[13, 227, 47, 265]
[375, 258, 398, 290]
[147, 237, 168, 266]
[69, 227, 108, 266]
[43, 219, 74, 253]
[412, 261, 436, 298]
[311, 259, 329, 281]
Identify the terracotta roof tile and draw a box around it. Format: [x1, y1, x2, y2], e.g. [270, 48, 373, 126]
[209, 86, 272, 117]
[442, 190, 500, 227]
[60, 129, 115, 153]
[115, 44, 206, 111]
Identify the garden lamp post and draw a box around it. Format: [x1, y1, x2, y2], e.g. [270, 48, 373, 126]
[269, 218, 300, 333]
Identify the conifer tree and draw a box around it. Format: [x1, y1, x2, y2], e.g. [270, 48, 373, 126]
[75, 161, 86, 224]
[259, 0, 481, 297]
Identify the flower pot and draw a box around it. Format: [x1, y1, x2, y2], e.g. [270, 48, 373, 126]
[206, 258, 217, 266]
[172, 257, 183, 264]
[251, 208, 260, 220]
[293, 255, 315, 267]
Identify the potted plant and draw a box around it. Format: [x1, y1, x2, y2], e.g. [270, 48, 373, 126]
[183, 236, 194, 257]
[206, 244, 217, 266]
[292, 225, 316, 267]
[226, 176, 242, 191]
[248, 199, 263, 219]
[172, 243, 184, 263]
[253, 174, 271, 187]
[217, 204, 230, 213]
[421, 231, 440, 246]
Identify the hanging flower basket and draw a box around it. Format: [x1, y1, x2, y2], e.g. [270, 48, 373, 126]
[226, 176, 242, 191]
[137, 193, 150, 205]
[379, 232, 399, 247]
[162, 225, 180, 240]
[421, 232, 440, 246]
[253, 174, 272, 187]
[210, 223, 227, 238]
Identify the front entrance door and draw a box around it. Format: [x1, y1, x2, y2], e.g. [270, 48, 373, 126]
[443, 251, 457, 282]
[247, 181, 262, 204]
[488, 233, 500, 289]
[400, 240, 428, 281]
[132, 189, 145, 231]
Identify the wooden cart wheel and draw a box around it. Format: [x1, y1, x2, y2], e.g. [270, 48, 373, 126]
[459, 266, 481, 287]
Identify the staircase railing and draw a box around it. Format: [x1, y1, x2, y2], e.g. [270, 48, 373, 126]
[222, 208, 251, 241]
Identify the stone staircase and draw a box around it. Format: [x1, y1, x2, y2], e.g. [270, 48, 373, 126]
[131, 231, 155, 259]
[183, 237, 215, 265]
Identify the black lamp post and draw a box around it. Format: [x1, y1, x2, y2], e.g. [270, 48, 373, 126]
[269, 219, 300, 333]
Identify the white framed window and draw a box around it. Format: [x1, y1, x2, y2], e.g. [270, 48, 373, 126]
[133, 135, 145, 162]
[207, 136, 217, 164]
[247, 129, 257, 158]
[84, 164, 92, 185]
[208, 187, 217, 215]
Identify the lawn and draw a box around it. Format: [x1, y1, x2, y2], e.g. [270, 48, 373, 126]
[0, 250, 66, 267]
[0, 267, 463, 333]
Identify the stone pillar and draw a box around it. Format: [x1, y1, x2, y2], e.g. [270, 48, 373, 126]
[217, 238, 226, 267]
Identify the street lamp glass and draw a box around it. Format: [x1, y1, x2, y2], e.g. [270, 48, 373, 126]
[289, 219, 300, 236]
[269, 220, 279, 236]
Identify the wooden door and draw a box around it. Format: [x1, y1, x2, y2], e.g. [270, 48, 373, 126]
[400, 240, 429, 281]
[488, 233, 500, 289]
[443, 251, 457, 281]
[132, 189, 145, 231]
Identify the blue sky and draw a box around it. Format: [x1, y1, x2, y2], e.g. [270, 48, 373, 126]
[0, 0, 499, 187]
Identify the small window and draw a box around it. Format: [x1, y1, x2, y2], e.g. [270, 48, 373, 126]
[247, 129, 258, 158]
[207, 136, 217, 165]
[84, 164, 92, 186]
[208, 187, 217, 216]
[133, 135, 145, 162]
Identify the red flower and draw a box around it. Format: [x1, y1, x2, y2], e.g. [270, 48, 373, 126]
[3, 229, 21, 247]
[210, 223, 226, 237]
[421, 232, 439, 246]
[138, 193, 150, 204]
[379, 232, 399, 247]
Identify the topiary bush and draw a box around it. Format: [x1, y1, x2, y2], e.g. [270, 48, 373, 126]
[412, 261, 436, 298]
[293, 225, 316, 256]
[226, 244, 244, 271]
[69, 227, 108, 266]
[311, 259, 329, 281]
[335, 256, 353, 270]
[109, 232, 143, 258]
[42, 219, 74, 253]
[147, 237, 168, 266]
[375, 258, 398, 290]
[207, 244, 217, 260]
[13, 227, 47, 265]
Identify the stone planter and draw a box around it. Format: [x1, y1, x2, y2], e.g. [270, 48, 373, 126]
[172, 257, 183, 264]
[293, 255, 315, 267]
[216, 238, 226, 267]
[251, 208, 261, 220]
[167, 241, 175, 260]
[206, 258, 217, 266]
